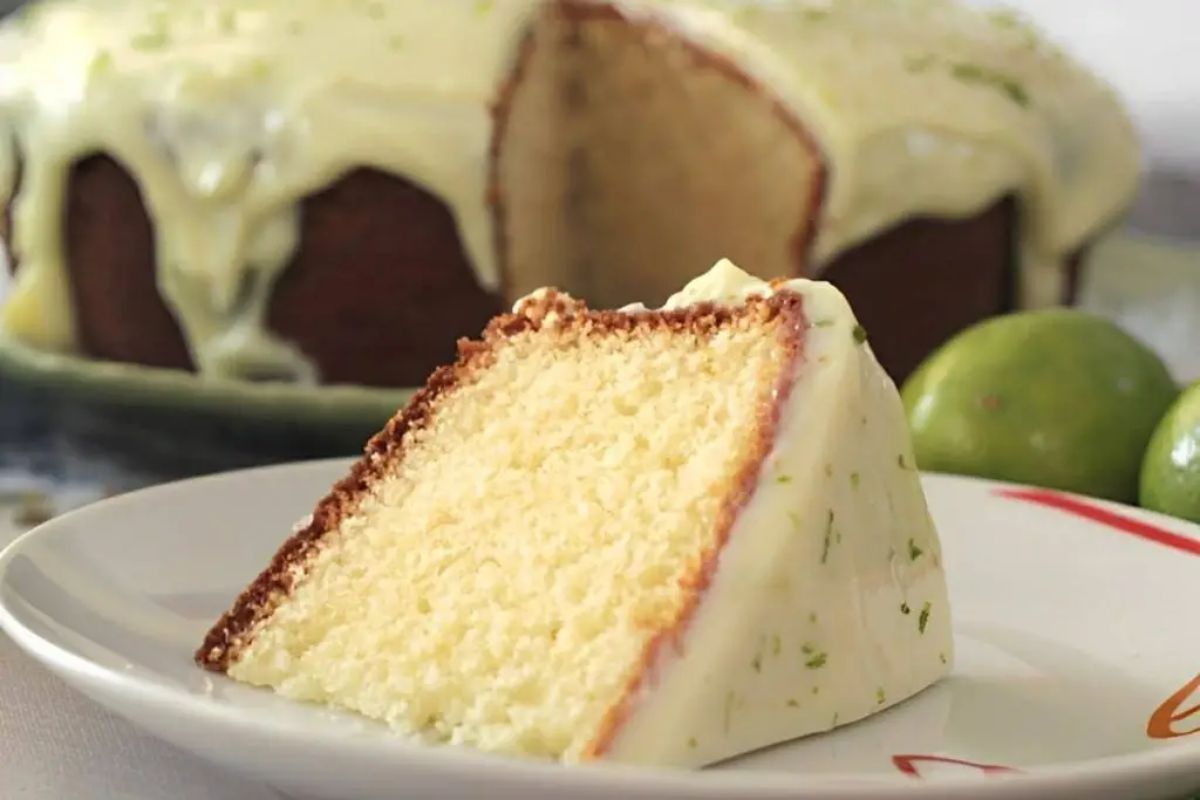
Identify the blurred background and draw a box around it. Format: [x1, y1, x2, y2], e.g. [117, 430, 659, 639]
[968, 0, 1200, 382]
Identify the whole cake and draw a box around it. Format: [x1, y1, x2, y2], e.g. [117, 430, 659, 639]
[0, 0, 1138, 385]
[197, 260, 953, 765]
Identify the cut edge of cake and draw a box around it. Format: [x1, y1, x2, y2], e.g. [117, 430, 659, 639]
[194, 271, 805, 678]
[196, 259, 953, 766]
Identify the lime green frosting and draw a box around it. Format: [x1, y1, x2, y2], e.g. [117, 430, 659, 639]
[0, 0, 1139, 382]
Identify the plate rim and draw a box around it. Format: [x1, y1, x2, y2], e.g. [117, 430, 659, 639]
[1, 460, 1198, 799]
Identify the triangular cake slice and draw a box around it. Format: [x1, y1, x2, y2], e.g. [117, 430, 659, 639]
[196, 259, 953, 766]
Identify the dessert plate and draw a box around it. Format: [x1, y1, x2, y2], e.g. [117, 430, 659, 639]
[1, 459, 1197, 800]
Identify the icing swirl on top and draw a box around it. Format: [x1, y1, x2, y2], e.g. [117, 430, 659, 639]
[0, 0, 1138, 382]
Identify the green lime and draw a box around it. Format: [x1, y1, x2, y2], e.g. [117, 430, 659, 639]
[901, 309, 1178, 503]
[1139, 381, 1200, 522]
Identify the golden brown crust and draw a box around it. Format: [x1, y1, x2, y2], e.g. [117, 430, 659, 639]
[195, 328, 502, 670]
[195, 290, 808, 688]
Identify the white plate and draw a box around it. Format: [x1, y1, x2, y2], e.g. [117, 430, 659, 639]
[0, 459, 1197, 800]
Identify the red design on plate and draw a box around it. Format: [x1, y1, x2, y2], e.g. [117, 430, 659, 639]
[892, 754, 1016, 778]
[995, 488, 1200, 557]
[1148, 673, 1200, 739]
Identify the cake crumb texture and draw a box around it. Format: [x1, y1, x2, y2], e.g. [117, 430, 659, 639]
[226, 301, 797, 760]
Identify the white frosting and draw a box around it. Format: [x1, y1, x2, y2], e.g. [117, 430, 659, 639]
[0, 0, 1138, 382]
[661, 256, 776, 308]
[603, 260, 953, 764]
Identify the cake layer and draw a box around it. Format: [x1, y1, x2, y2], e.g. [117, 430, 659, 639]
[202, 282, 807, 760]
[198, 259, 952, 766]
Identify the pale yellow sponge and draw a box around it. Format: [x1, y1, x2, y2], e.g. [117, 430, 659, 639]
[197, 260, 952, 767]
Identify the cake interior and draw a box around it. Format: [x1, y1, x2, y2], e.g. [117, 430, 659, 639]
[225, 301, 799, 761]
[497, 3, 821, 309]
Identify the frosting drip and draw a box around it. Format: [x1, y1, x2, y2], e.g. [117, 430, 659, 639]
[0, 0, 1139, 382]
[0, 0, 535, 379]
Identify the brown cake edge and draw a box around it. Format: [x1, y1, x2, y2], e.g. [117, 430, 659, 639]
[192, 352, 480, 671]
[194, 291, 810, 680]
[585, 292, 808, 758]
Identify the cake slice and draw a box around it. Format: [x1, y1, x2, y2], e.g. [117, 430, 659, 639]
[196, 259, 953, 766]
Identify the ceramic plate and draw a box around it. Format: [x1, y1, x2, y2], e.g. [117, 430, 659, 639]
[0, 459, 1197, 800]
[0, 334, 413, 470]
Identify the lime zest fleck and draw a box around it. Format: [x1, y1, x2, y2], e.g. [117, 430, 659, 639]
[939, 651, 948, 665]
[950, 61, 1030, 107]
[130, 29, 168, 50]
[906, 53, 936, 73]
[987, 8, 1041, 48]
[900, 602, 911, 615]
[87, 50, 114, 80]
[813, 318, 835, 328]
[805, 651, 828, 669]
[850, 472, 860, 489]
[688, 736, 698, 749]
[821, 509, 834, 563]
[918, 601, 932, 634]
[772, 634, 782, 657]
[812, 686, 820, 696]
[247, 57, 272, 80]
[876, 687, 887, 705]
[908, 538, 924, 561]
[787, 698, 800, 708]
[777, 473, 792, 484]
[852, 324, 868, 344]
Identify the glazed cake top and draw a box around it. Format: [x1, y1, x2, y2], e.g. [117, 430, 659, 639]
[0, 0, 1138, 381]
